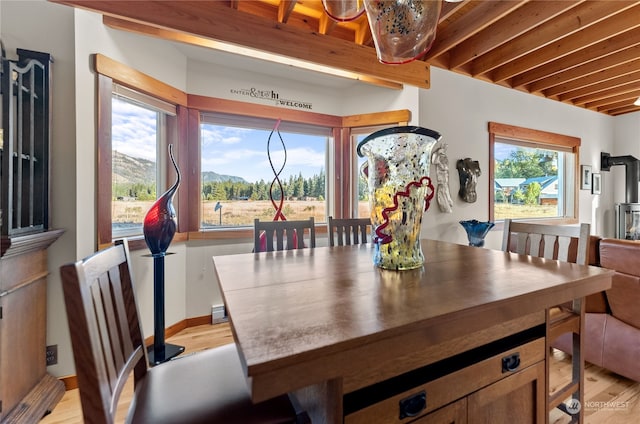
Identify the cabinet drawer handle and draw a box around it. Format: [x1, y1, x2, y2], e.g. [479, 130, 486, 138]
[399, 390, 426, 419]
[502, 352, 521, 372]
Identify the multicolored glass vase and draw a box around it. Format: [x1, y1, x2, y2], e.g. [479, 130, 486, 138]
[358, 126, 441, 270]
[143, 144, 180, 256]
[364, 0, 442, 64]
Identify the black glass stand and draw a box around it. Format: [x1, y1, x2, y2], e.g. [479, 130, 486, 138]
[146, 252, 184, 366]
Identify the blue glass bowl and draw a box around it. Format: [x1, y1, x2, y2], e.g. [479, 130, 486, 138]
[460, 220, 495, 247]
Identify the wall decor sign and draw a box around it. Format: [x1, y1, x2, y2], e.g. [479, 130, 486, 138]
[580, 165, 592, 190]
[230, 87, 313, 110]
[592, 173, 601, 195]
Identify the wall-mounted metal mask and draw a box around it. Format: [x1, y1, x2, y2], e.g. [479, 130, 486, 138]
[457, 158, 481, 203]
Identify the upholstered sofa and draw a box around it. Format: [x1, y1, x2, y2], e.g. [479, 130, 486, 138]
[553, 237, 640, 382]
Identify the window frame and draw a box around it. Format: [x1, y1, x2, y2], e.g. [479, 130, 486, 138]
[488, 122, 581, 226]
[96, 54, 409, 249]
[96, 54, 188, 250]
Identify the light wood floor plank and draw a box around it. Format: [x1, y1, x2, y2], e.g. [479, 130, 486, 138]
[42, 323, 639, 423]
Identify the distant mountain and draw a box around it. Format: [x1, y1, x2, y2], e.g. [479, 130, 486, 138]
[112, 151, 246, 185]
[202, 171, 247, 183]
[112, 150, 155, 185]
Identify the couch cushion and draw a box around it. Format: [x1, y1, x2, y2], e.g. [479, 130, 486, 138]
[551, 313, 606, 368]
[599, 239, 640, 329]
[601, 315, 640, 383]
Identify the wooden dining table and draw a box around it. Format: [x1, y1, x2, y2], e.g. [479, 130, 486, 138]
[212, 239, 613, 424]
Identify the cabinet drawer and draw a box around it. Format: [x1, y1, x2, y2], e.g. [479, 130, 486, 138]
[344, 336, 545, 424]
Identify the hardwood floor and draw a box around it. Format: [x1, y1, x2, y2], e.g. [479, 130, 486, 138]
[42, 323, 639, 423]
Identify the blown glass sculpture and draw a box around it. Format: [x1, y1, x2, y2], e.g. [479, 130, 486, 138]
[364, 0, 442, 64]
[460, 220, 495, 247]
[322, 0, 365, 22]
[358, 126, 441, 270]
[143, 144, 180, 256]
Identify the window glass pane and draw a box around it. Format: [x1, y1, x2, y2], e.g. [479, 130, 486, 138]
[356, 134, 370, 219]
[493, 141, 575, 220]
[200, 122, 328, 228]
[111, 97, 158, 237]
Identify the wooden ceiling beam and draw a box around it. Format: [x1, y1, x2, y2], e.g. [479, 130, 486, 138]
[492, 2, 640, 83]
[541, 52, 640, 97]
[471, 1, 635, 77]
[514, 27, 640, 89]
[604, 104, 640, 116]
[585, 89, 640, 110]
[560, 70, 640, 104]
[425, 0, 526, 60]
[447, 1, 583, 70]
[54, 0, 429, 88]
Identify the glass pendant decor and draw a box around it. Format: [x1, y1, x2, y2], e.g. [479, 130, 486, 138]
[364, 0, 442, 64]
[322, 0, 366, 22]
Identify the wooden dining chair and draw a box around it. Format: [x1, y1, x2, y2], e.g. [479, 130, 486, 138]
[254, 217, 316, 252]
[501, 219, 590, 422]
[327, 216, 371, 246]
[60, 239, 304, 424]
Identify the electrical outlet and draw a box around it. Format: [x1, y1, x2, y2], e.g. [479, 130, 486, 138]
[46, 345, 58, 366]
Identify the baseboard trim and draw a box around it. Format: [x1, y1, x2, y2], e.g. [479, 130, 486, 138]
[59, 314, 214, 390]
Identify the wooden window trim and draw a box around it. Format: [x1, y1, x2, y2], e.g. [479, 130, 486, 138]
[488, 122, 581, 225]
[96, 54, 410, 246]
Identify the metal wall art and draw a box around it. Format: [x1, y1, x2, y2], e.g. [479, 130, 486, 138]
[456, 158, 481, 203]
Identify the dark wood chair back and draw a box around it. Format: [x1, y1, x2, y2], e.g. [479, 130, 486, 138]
[60, 239, 146, 423]
[328, 216, 371, 246]
[501, 219, 591, 418]
[501, 219, 590, 265]
[254, 218, 316, 252]
[61, 239, 304, 424]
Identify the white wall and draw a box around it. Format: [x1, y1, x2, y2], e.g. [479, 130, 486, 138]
[2, 0, 633, 379]
[419, 68, 616, 247]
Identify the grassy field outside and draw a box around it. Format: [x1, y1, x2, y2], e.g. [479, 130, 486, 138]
[112, 199, 557, 228]
[494, 203, 558, 220]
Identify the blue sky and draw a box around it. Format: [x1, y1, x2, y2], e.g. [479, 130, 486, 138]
[200, 125, 326, 183]
[112, 97, 326, 183]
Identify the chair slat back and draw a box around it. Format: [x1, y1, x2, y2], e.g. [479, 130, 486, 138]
[502, 219, 590, 265]
[60, 240, 147, 424]
[328, 216, 371, 246]
[254, 217, 316, 252]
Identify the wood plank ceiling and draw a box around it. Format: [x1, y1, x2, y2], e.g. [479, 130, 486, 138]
[54, 0, 640, 116]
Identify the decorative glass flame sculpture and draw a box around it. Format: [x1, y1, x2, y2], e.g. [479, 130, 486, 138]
[143, 144, 184, 365]
[460, 219, 495, 247]
[364, 0, 442, 64]
[322, 0, 365, 22]
[143, 144, 180, 255]
[358, 126, 441, 270]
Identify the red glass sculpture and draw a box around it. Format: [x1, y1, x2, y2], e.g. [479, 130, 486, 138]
[143, 144, 180, 256]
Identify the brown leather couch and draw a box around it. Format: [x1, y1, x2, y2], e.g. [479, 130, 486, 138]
[553, 237, 640, 382]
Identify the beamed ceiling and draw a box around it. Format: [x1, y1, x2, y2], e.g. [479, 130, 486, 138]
[54, 0, 640, 116]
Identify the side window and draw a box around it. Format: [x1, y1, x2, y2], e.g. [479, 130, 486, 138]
[200, 115, 329, 228]
[489, 122, 579, 222]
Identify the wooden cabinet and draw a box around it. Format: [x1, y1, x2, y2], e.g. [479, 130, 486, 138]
[467, 362, 546, 424]
[0, 48, 63, 423]
[410, 399, 467, 424]
[0, 231, 64, 423]
[344, 334, 546, 424]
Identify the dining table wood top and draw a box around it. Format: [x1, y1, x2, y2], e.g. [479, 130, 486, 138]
[212, 239, 612, 402]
